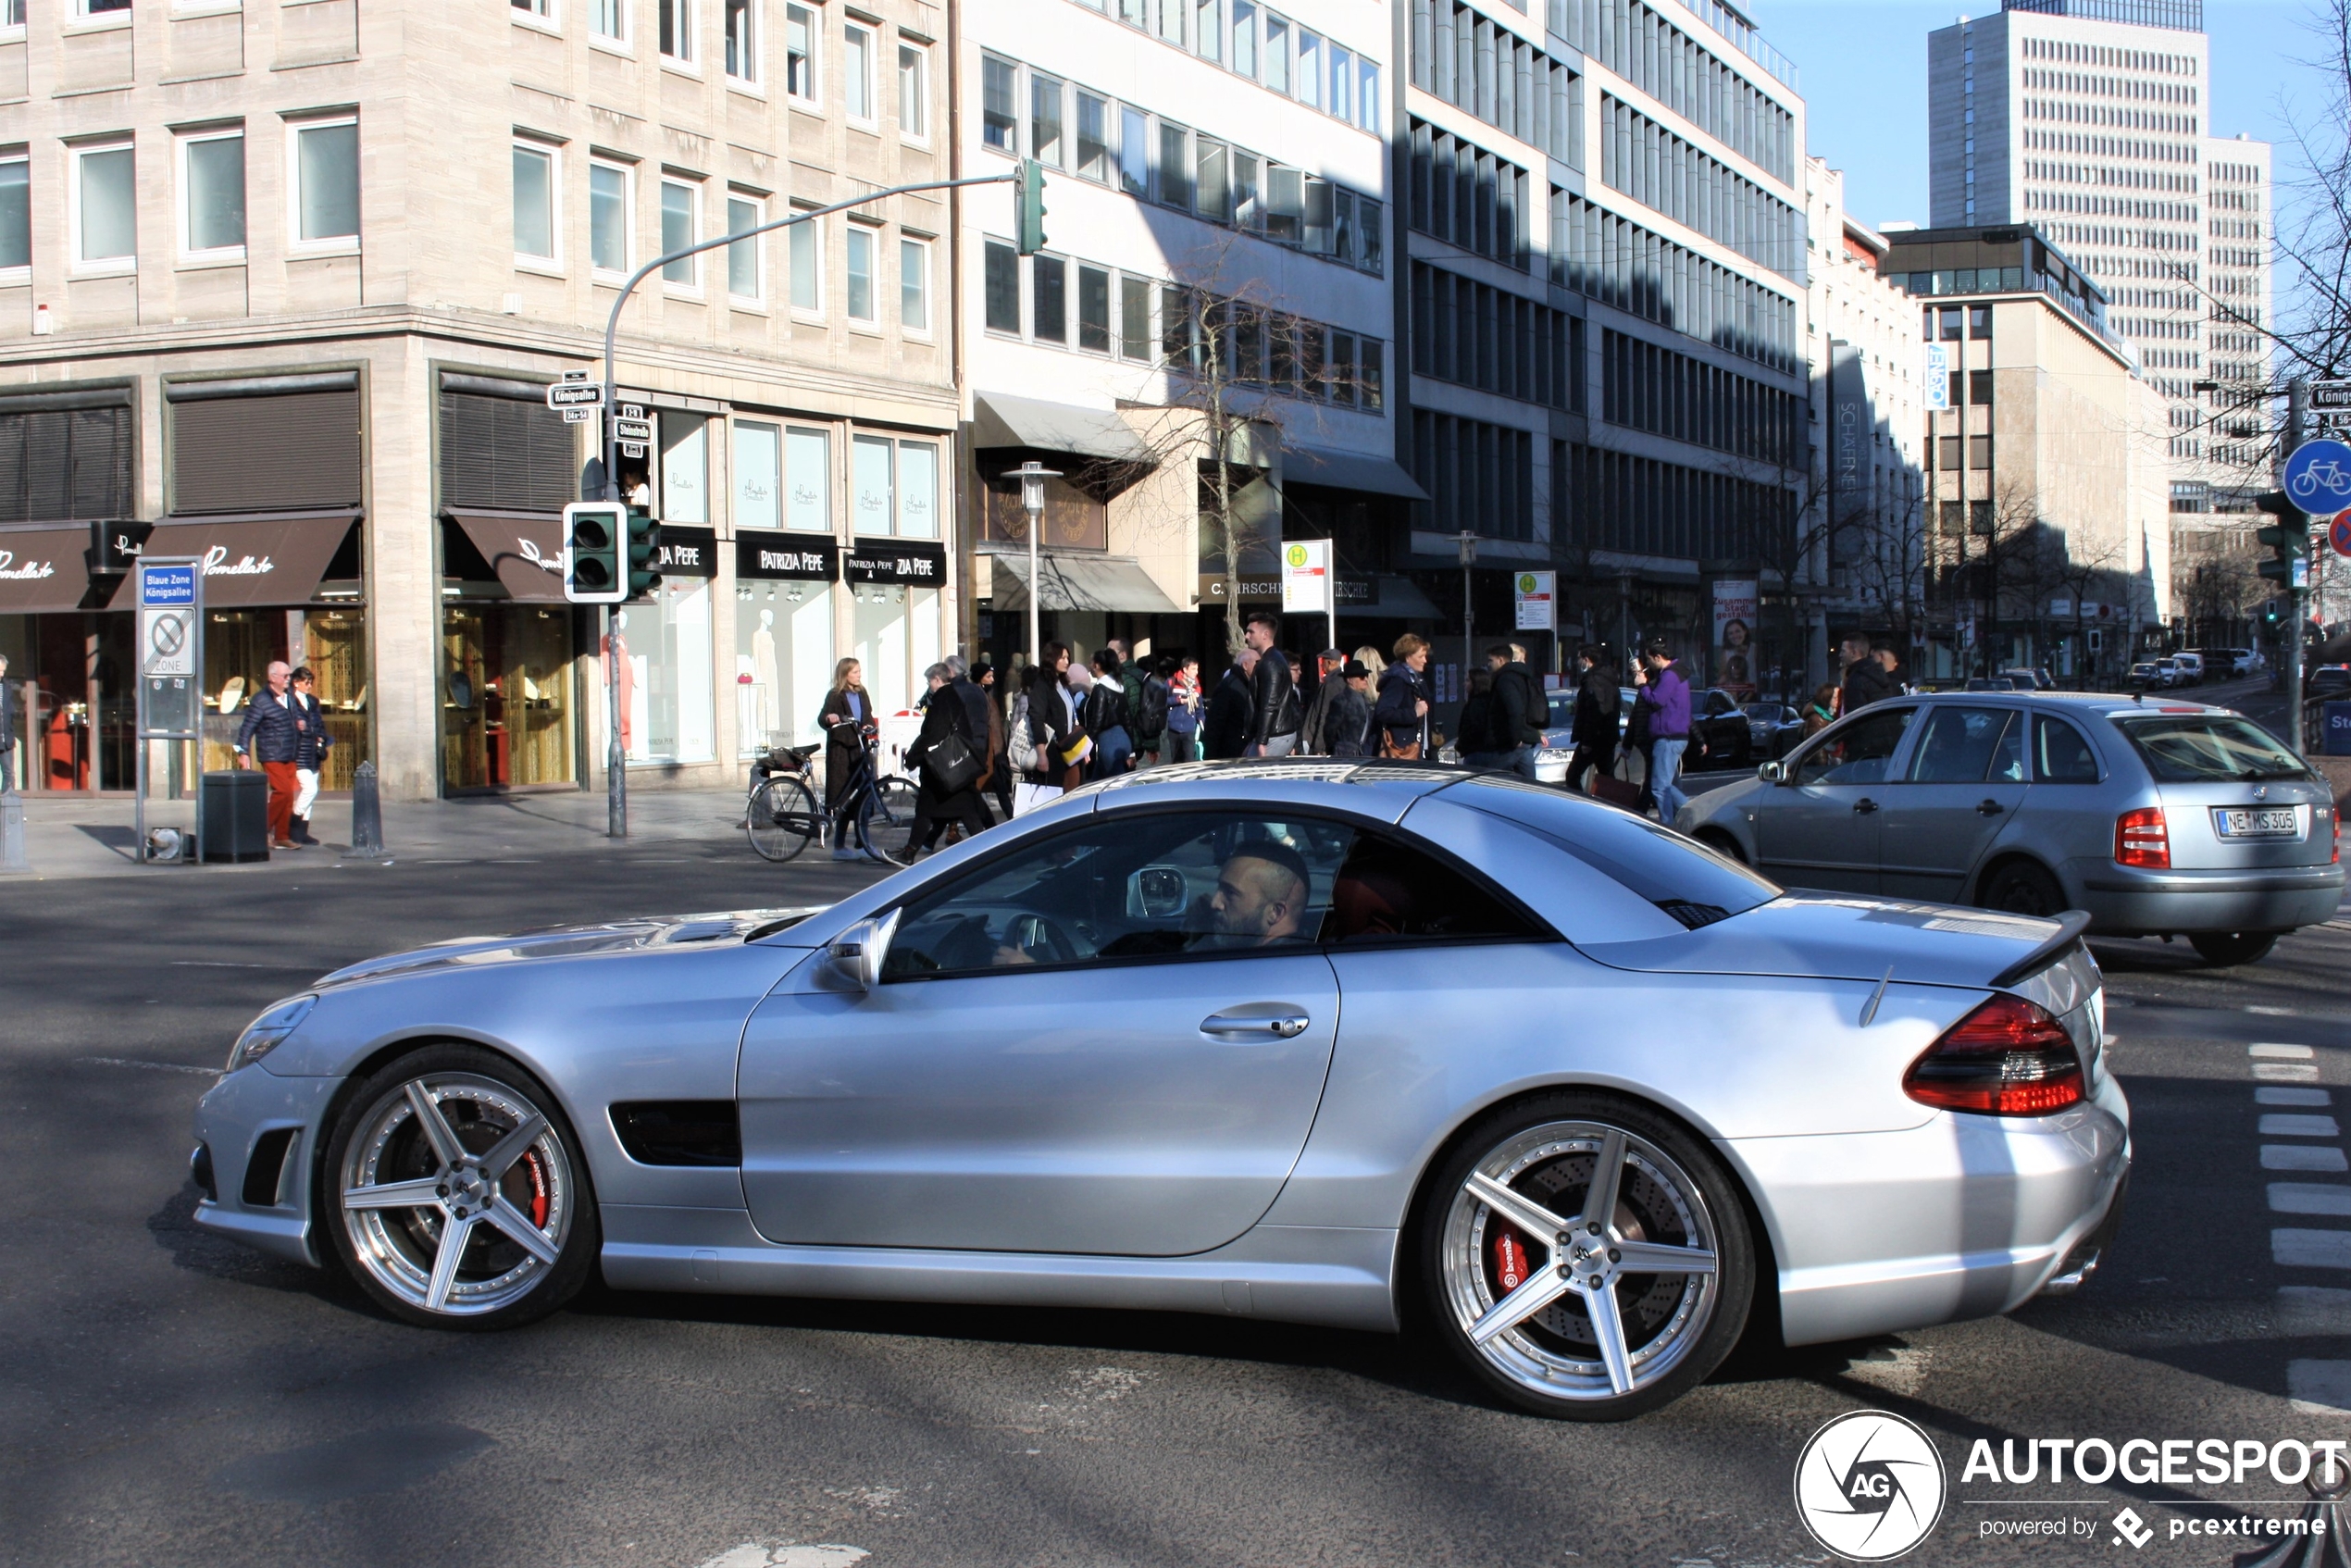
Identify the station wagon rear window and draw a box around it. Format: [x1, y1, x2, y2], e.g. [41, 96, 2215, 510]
[2112, 715, 2310, 783]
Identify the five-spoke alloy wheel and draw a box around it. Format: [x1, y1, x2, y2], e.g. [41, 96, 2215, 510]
[1421, 1093, 1753, 1420]
[323, 1045, 597, 1329]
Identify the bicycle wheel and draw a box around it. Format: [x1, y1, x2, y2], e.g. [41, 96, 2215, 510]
[747, 776, 820, 863]
[861, 776, 924, 866]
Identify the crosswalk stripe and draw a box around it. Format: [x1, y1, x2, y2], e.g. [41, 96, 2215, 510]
[2261, 1114, 2345, 1139]
[2264, 1145, 2351, 1172]
[2276, 1230, 2351, 1269]
[2279, 1288, 2351, 1335]
[2259, 1088, 2334, 1107]
[2271, 1185, 2351, 1217]
[2253, 1044, 2320, 1059]
[2257, 1064, 2323, 1082]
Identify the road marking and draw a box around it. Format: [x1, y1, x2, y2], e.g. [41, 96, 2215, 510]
[2261, 1114, 2345, 1139]
[2275, 1230, 2351, 1268]
[2253, 1044, 2320, 1059]
[2271, 1185, 2351, 1217]
[2258, 1064, 2323, 1082]
[2254, 1006, 2301, 1016]
[2260, 1088, 2335, 1107]
[695, 1547, 870, 1568]
[2291, 1360, 2351, 1415]
[2264, 1146, 2351, 1172]
[2279, 1287, 2351, 1335]
[76, 1056, 222, 1077]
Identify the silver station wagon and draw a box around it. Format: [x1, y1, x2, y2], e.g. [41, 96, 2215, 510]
[1679, 692, 2344, 966]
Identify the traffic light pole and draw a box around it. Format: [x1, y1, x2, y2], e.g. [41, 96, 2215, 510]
[2285, 378, 2307, 754]
[590, 169, 1028, 836]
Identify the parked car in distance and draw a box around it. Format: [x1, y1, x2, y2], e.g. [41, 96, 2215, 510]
[1741, 702, 1805, 758]
[2127, 662, 2163, 690]
[1680, 691, 2344, 967]
[2310, 664, 2351, 697]
[2169, 653, 2206, 686]
[2230, 649, 2264, 678]
[1967, 677, 2035, 692]
[2001, 667, 2057, 691]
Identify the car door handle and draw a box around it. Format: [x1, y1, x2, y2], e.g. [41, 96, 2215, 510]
[1200, 1011, 1312, 1039]
[1853, 798, 1879, 815]
[1977, 799, 2006, 815]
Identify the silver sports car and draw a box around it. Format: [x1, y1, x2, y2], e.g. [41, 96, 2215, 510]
[191, 763, 2129, 1421]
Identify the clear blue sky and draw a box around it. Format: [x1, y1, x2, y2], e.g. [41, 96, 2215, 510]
[1756, 0, 2311, 232]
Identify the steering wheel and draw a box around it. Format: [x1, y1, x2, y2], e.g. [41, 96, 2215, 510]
[1002, 913, 1077, 965]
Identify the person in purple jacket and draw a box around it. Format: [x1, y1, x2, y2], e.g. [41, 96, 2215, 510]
[1632, 637, 1692, 824]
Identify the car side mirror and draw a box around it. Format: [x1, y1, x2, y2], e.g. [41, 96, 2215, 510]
[824, 909, 902, 991]
[1758, 761, 1787, 784]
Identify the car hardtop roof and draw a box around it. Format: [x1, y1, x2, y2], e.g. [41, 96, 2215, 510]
[1072, 757, 1656, 824]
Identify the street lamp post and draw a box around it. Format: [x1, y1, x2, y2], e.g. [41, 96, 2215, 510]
[1457, 531, 1477, 714]
[1012, 460, 1061, 672]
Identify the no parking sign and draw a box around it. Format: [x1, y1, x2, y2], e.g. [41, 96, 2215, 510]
[2332, 510, 2351, 558]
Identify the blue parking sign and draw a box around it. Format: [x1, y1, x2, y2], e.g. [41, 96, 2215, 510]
[138, 560, 197, 608]
[2328, 702, 2351, 757]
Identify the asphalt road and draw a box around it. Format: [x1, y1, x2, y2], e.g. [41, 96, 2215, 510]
[5, 778, 2350, 1567]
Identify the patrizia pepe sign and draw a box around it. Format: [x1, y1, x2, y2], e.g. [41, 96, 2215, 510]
[0, 548, 57, 581]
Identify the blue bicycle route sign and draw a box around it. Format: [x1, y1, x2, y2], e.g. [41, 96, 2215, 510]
[2283, 439, 2351, 514]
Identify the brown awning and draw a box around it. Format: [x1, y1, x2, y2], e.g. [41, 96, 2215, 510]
[445, 508, 567, 602]
[0, 523, 96, 613]
[108, 511, 361, 609]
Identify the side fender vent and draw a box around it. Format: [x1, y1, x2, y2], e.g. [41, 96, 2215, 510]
[242, 1127, 300, 1207]
[611, 1101, 742, 1167]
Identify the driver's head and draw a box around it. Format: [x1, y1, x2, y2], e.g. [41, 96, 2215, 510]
[1210, 841, 1312, 944]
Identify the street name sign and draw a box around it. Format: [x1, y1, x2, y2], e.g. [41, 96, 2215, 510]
[613, 415, 655, 442]
[563, 407, 596, 425]
[547, 381, 605, 409]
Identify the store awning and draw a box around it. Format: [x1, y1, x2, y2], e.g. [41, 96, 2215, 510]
[973, 392, 1155, 464]
[1282, 444, 1429, 501]
[0, 523, 97, 614]
[110, 511, 361, 609]
[1338, 576, 1444, 619]
[444, 509, 568, 603]
[987, 550, 1181, 614]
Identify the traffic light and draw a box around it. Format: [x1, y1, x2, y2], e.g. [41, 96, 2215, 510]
[2262, 597, 2285, 628]
[1015, 158, 1048, 255]
[625, 509, 663, 599]
[2256, 490, 2311, 588]
[562, 502, 626, 604]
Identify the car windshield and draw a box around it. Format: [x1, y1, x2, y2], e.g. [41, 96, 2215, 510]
[2113, 715, 2311, 782]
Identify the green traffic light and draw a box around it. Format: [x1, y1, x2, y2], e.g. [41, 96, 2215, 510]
[625, 510, 664, 598]
[1016, 158, 1048, 255]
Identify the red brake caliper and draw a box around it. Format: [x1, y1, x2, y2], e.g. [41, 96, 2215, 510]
[1493, 1229, 1532, 1293]
[519, 1148, 550, 1228]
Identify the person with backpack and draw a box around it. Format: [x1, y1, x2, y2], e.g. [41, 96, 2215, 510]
[1131, 653, 1170, 766]
[1083, 649, 1135, 778]
[1374, 633, 1431, 758]
[1454, 668, 1499, 768]
[1241, 612, 1301, 757]
[1568, 644, 1621, 794]
[1297, 648, 1347, 755]
[1203, 648, 1256, 760]
[1163, 655, 1201, 762]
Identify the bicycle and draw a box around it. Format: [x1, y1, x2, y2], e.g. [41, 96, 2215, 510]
[744, 724, 921, 865]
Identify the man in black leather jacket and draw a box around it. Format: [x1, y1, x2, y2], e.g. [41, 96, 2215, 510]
[1242, 612, 1300, 756]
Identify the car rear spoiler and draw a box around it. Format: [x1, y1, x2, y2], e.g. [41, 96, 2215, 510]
[1990, 909, 2092, 989]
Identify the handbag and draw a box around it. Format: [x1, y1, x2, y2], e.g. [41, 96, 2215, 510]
[1378, 731, 1424, 761]
[1013, 779, 1064, 816]
[923, 730, 980, 794]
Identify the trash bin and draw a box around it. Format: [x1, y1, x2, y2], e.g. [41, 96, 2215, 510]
[199, 769, 271, 863]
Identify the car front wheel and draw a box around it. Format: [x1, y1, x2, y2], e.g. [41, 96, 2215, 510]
[1419, 1093, 1754, 1421]
[323, 1044, 598, 1330]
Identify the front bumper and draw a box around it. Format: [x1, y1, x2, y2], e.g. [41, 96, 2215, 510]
[2063, 859, 2343, 936]
[188, 1064, 341, 1268]
[1726, 1069, 2132, 1347]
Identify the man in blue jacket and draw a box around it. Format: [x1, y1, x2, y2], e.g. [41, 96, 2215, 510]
[234, 660, 305, 851]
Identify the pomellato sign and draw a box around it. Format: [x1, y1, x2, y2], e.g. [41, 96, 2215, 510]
[202, 544, 276, 578]
[0, 549, 57, 581]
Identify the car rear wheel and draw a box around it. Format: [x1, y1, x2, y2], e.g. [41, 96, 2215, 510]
[2188, 930, 2278, 967]
[1982, 860, 2066, 919]
[323, 1044, 597, 1330]
[1419, 1092, 1754, 1421]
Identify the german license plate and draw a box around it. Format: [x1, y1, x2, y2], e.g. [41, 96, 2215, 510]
[2215, 807, 2298, 838]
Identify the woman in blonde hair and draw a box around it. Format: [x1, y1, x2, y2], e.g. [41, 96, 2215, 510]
[817, 656, 872, 858]
[1374, 633, 1432, 758]
[1352, 645, 1387, 682]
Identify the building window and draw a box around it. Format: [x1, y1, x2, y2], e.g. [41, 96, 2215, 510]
[982, 56, 1016, 153]
[900, 235, 928, 332]
[1076, 92, 1111, 181]
[1031, 72, 1064, 168]
[75, 141, 136, 268]
[788, 203, 820, 311]
[1033, 254, 1067, 343]
[0, 157, 27, 273]
[1296, 29, 1320, 108]
[785, 3, 815, 99]
[660, 179, 700, 285]
[0, 0, 23, 31]
[727, 193, 762, 299]
[1232, 0, 1256, 76]
[512, 0, 553, 18]
[845, 223, 877, 321]
[725, 0, 754, 79]
[511, 142, 556, 262]
[1155, 0, 1183, 46]
[660, 0, 691, 60]
[1195, 0, 1219, 62]
[290, 118, 359, 247]
[1357, 59, 1379, 131]
[1119, 104, 1149, 196]
[1077, 264, 1110, 352]
[852, 433, 894, 535]
[984, 239, 1020, 333]
[178, 128, 245, 258]
[590, 160, 631, 274]
[843, 21, 874, 121]
[1263, 12, 1288, 93]
[1120, 274, 1152, 359]
[897, 44, 927, 138]
[1158, 121, 1190, 208]
[1328, 44, 1351, 123]
[592, 0, 625, 42]
[785, 426, 829, 529]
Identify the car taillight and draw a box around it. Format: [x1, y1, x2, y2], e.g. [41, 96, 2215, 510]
[1904, 994, 2084, 1116]
[2115, 806, 2169, 869]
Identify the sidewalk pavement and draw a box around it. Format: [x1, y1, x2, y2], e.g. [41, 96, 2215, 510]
[0, 784, 753, 880]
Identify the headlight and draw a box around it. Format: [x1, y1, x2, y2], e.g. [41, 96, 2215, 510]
[228, 995, 317, 1072]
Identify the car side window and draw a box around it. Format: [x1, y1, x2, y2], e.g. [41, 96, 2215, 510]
[1321, 832, 1549, 945]
[2034, 716, 2100, 782]
[1905, 706, 2021, 784]
[1792, 705, 1915, 786]
[882, 812, 1357, 979]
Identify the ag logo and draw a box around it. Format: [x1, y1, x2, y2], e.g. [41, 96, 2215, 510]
[1286, 543, 1309, 567]
[1793, 1410, 1947, 1561]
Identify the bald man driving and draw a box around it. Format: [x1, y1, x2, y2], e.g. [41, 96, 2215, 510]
[1208, 841, 1312, 946]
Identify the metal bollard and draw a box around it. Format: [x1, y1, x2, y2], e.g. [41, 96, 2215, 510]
[0, 784, 24, 874]
[345, 761, 387, 859]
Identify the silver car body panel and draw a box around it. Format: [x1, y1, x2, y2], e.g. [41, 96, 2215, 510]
[192, 765, 2130, 1353]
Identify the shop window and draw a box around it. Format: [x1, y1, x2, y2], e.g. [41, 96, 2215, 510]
[736, 576, 833, 754]
[851, 581, 938, 719]
[614, 578, 715, 764]
[735, 420, 781, 529]
[443, 604, 578, 790]
[852, 433, 893, 534]
[897, 441, 938, 538]
[660, 413, 708, 522]
[785, 426, 830, 529]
